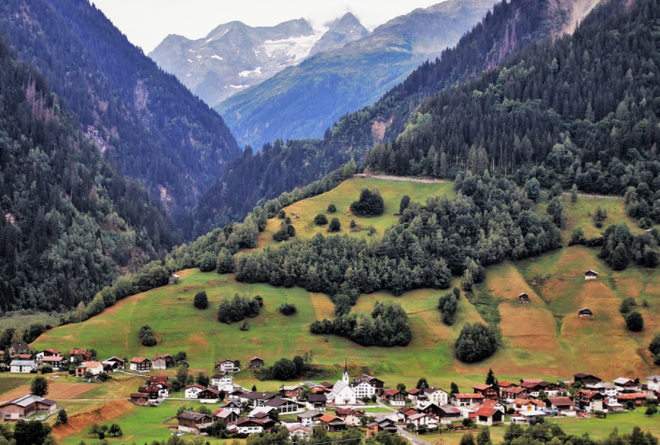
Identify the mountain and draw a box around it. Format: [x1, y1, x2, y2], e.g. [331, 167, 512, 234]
[149, 14, 368, 108]
[0, 0, 241, 231]
[0, 32, 175, 312]
[215, 0, 499, 149]
[192, 0, 578, 235]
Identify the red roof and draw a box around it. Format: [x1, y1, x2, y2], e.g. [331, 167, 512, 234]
[498, 381, 517, 388]
[186, 384, 206, 390]
[42, 356, 64, 362]
[383, 389, 401, 396]
[476, 406, 499, 417]
[250, 356, 263, 361]
[407, 388, 421, 395]
[454, 393, 485, 399]
[44, 348, 60, 354]
[617, 393, 647, 400]
[473, 384, 492, 390]
[152, 354, 171, 361]
[578, 390, 603, 400]
[319, 414, 340, 423]
[17, 354, 31, 360]
[149, 376, 169, 383]
[131, 357, 148, 363]
[548, 397, 573, 406]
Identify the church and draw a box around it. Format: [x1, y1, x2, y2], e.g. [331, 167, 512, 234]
[328, 360, 357, 406]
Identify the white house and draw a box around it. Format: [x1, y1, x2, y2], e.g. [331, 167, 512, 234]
[185, 384, 206, 399]
[212, 373, 234, 392]
[215, 359, 240, 373]
[647, 376, 660, 392]
[231, 419, 264, 435]
[417, 387, 449, 408]
[408, 413, 439, 429]
[351, 374, 383, 399]
[10, 360, 36, 374]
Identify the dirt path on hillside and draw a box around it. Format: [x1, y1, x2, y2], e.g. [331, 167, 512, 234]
[52, 399, 134, 442]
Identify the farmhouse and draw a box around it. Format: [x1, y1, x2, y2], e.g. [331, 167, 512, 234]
[614, 377, 640, 392]
[546, 397, 575, 414]
[473, 384, 499, 400]
[575, 389, 605, 412]
[475, 400, 504, 426]
[351, 374, 384, 398]
[185, 384, 206, 399]
[578, 308, 593, 318]
[519, 379, 560, 396]
[214, 408, 239, 424]
[519, 293, 530, 304]
[422, 404, 461, 423]
[40, 356, 66, 371]
[152, 354, 173, 370]
[70, 348, 93, 361]
[452, 393, 485, 407]
[248, 357, 264, 368]
[198, 387, 221, 403]
[306, 394, 327, 411]
[585, 270, 599, 280]
[335, 407, 364, 426]
[381, 389, 406, 406]
[129, 357, 151, 372]
[102, 357, 125, 371]
[176, 411, 213, 434]
[319, 414, 346, 432]
[8, 343, 29, 356]
[75, 361, 104, 377]
[9, 360, 35, 374]
[574, 373, 602, 386]
[0, 395, 57, 420]
[215, 358, 240, 373]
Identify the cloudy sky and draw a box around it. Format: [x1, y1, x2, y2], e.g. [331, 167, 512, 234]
[91, 0, 445, 53]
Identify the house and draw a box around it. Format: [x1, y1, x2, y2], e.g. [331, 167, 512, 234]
[585, 270, 599, 280]
[248, 357, 264, 368]
[367, 419, 397, 436]
[351, 374, 385, 398]
[306, 394, 327, 411]
[130, 392, 151, 406]
[519, 379, 561, 397]
[176, 411, 213, 434]
[40, 356, 66, 371]
[475, 400, 505, 426]
[9, 360, 35, 374]
[102, 357, 125, 372]
[513, 399, 546, 412]
[407, 388, 421, 402]
[198, 387, 221, 404]
[452, 393, 485, 407]
[185, 384, 206, 399]
[0, 395, 57, 420]
[502, 387, 529, 401]
[36, 349, 60, 361]
[281, 384, 305, 400]
[214, 408, 239, 424]
[425, 387, 449, 406]
[519, 293, 530, 304]
[578, 308, 593, 318]
[546, 397, 575, 414]
[211, 373, 234, 392]
[152, 354, 173, 370]
[138, 385, 161, 400]
[169, 274, 180, 284]
[575, 389, 605, 412]
[473, 384, 499, 400]
[215, 358, 240, 373]
[614, 377, 640, 393]
[335, 407, 365, 426]
[265, 397, 304, 414]
[574, 373, 602, 386]
[511, 409, 547, 424]
[647, 375, 660, 392]
[408, 412, 439, 429]
[8, 343, 29, 356]
[616, 393, 647, 406]
[230, 418, 265, 435]
[319, 414, 346, 432]
[284, 424, 312, 437]
[129, 357, 151, 372]
[75, 361, 104, 377]
[422, 404, 462, 424]
[297, 410, 324, 426]
[587, 382, 617, 398]
[245, 391, 280, 407]
[219, 400, 243, 415]
[70, 348, 93, 361]
[382, 389, 406, 406]
[397, 407, 420, 423]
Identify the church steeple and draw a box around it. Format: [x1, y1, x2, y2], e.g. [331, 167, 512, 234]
[342, 358, 349, 384]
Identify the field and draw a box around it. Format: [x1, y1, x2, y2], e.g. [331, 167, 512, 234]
[26, 176, 660, 443]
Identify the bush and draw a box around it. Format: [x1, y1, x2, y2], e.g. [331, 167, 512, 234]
[240, 320, 250, 331]
[626, 311, 644, 332]
[138, 325, 157, 346]
[279, 303, 297, 315]
[41, 364, 53, 374]
[350, 219, 356, 229]
[56, 409, 68, 426]
[314, 214, 328, 225]
[278, 210, 286, 219]
[217, 294, 262, 324]
[455, 323, 499, 363]
[327, 204, 337, 213]
[650, 334, 660, 355]
[194, 291, 209, 310]
[399, 195, 411, 214]
[620, 297, 636, 314]
[350, 188, 384, 217]
[328, 218, 341, 233]
[438, 293, 458, 326]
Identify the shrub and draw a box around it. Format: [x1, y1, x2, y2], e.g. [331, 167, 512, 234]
[626, 311, 644, 332]
[399, 195, 411, 214]
[314, 214, 328, 225]
[328, 218, 341, 233]
[327, 204, 337, 213]
[350, 219, 356, 229]
[350, 188, 384, 217]
[194, 291, 209, 310]
[40, 364, 53, 374]
[240, 320, 250, 331]
[650, 334, 660, 355]
[277, 210, 286, 219]
[279, 303, 297, 316]
[217, 294, 262, 324]
[455, 323, 499, 363]
[138, 325, 157, 346]
[438, 293, 458, 326]
[620, 297, 636, 314]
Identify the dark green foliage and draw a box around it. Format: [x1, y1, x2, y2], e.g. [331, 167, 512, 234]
[600, 224, 660, 270]
[327, 204, 337, 213]
[277, 210, 286, 219]
[350, 188, 384, 217]
[138, 325, 157, 347]
[193, 291, 209, 310]
[240, 320, 250, 331]
[328, 218, 341, 233]
[460, 433, 476, 445]
[620, 298, 636, 315]
[310, 301, 412, 347]
[626, 311, 644, 332]
[56, 409, 68, 426]
[41, 365, 53, 374]
[216, 248, 236, 274]
[416, 378, 429, 390]
[650, 334, 660, 356]
[450, 382, 459, 397]
[314, 214, 328, 225]
[108, 423, 122, 437]
[13, 419, 52, 445]
[217, 294, 261, 324]
[23, 324, 48, 344]
[350, 219, 357, 229]
[569, 229, 586, 246]
[455, 323, 499, 363]
[278, 303, 297, 316]
[438, 293, 458, 326]
[399, 195, 411, 215]
[477, 427, 490, 445]
[196, 373, 209, 387]
[486, 368, 496, 386]
[31, 376, 48, 396]
[256, 355, 316, 381]
[273, 220, 296, 242]
[198, 252, 217, 272]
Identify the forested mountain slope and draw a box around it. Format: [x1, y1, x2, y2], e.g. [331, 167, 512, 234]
[0, 0, 241, 232]
[192, 0, 574, 235]
[0, 34, 173, 312]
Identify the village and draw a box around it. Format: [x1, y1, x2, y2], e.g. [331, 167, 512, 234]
[1, 341, 659, 440]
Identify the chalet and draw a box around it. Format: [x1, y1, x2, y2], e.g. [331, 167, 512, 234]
[75, 361, 104, 377]
[130, 392, 150, 406]
[408, 412, 439, 429]
[185, 384, 206, 399]
[9, 360, 35, 374]
[381, 388, 406, 406]
[266, 397, 304, 414]
[397, 406, 420, 422]
[578, 308, 593, 318]
[245, 391, 280, 407]
[230, 418, 265, 435]
[519, 293, 530, 304]
[319, 413, 346, 432]
[502, 387, 529, 401]
[0, 395, 57, 420]
[137, 385, 161, 400]
[198, 387, 221, 404]
[36, 349, 60, 360]
[215, 358, 240, 373]
[407, 388, 421, 401]
[647, 375, 660, 392]
[152, 354, 173, 370]
[575, 389, 605, 412]
[143, 379, 170, 398]
[514, 399, 546, 412]
[585, 270, 599, 280]
[520, 379, 561, 396]
[351, 374, 385, 398]
[129, 357, 151, 372]
[425, 387, 449, 406]
[366, 419, 397, 437]
[452, 393, 485, 407]
[475, 400, 504, 426]
[176, 411, 213, 434]
[248, 357, 264, 368]
[306, 393, 327, 411]
[335, 407, 365, 426]
[40, 356, 66, 371]
[616, 393, 647, 406]
[148, 375, 169, 384]
[220, 400, 243, 415]
[212, 373, 234, 392]
[214, 408, 239, 424]
[281, 384, 304, 400]
[574, 373, 602, 386]
[546, 397, 575, 414]
[70, 348, 93, 361]
[8, 343, 29, 356]
[297, 410, 324, 426]
[473, 384, 499, 400]
[614, 377, 640, 393]
[102, 357, 125, 372]
[422, 404, 461, 424]
[285, 424, 312, 437]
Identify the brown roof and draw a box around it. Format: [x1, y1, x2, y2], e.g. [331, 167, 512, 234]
[499, 381, 517, 388]
[476, 406, 499, 417]
[408, 388, 421, 395]
[453, 393, 485, 399]
[130, 357, 149, 363]
[382, 389, 401, 396]
[472, 384, 492, 390]
[547, 397, 573, 406]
